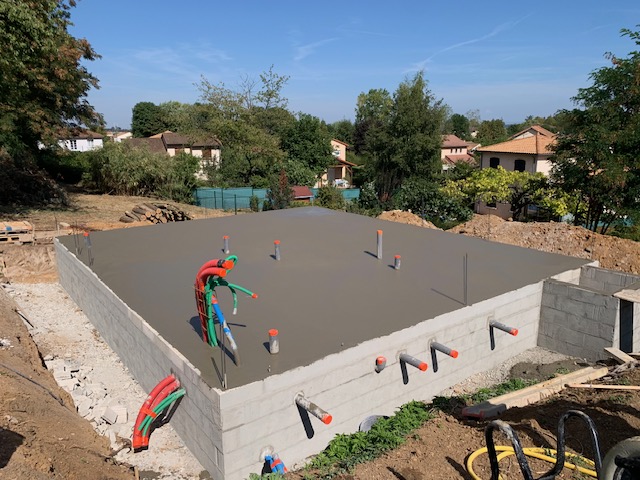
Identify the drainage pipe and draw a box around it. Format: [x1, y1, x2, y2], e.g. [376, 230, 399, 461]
[399, 353, 428, 371]
[490, 321, 519, 336]
[394, 254, 401, 270]
[223, 235, 230, 254]
[376, 230, 383, 259]
[274, 240, 281, 261]
[295, 393, 332, 424]
[430, 342, 459, 359]
[211, 297, 240, 364]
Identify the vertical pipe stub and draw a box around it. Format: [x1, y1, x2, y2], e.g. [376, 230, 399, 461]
[490, 320, 519, 336]
[274, 240, 281, 261]
[376, 230, 383, 259]
[431, 342, 459, 359]
[295, 393, 332, 424]
[399, 353, 428, 371]
[375, 355, 387, 373]
[268, 328, 279, 354]
[223, 235, 230, 254]
[394, 255, 401, 270]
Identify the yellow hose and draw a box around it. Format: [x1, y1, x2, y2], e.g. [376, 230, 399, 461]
[466, 446, 597, 479]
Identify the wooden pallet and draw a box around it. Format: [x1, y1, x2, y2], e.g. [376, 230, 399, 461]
[0, 221, 34, 244]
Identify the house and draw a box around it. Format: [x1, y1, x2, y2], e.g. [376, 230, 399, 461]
[441, 134, 476, 170]
[127, 131, 222, 180]
[105, 130, 133, 142]
[49, 128, 104, 152]
[476, 125, 556, 175]
[316, 139, 356, 188]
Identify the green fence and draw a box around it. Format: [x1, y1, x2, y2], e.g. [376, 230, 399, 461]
[193, 187, 360, 211]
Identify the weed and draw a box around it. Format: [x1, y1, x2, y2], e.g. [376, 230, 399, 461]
[608, 394, 631, 405]
[467, 378, 537, 404]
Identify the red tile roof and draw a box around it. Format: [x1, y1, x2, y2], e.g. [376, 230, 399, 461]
[442, 134, 467, 148]
[443, 154, 476, 165]
[292, 186, 314, 199]
[476, 134, 555, 155]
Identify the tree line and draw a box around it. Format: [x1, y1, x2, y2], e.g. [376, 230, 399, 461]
[2, 2, 639, 238]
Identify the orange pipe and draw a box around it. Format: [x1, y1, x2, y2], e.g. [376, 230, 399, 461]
[138, 379, 180, 448]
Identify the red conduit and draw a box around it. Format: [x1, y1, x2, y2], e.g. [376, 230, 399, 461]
[194, 263, 231, 343]
[196, 259, 235, 278]
[132, 374, 177, 450]
[138, 379, 180, 449]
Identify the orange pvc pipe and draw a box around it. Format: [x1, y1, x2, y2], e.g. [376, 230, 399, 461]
[138, 379, 180, 448]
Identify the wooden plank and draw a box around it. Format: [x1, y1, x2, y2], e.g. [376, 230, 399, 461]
[604, 347, 636, 364]
[566, 383, 640, 391]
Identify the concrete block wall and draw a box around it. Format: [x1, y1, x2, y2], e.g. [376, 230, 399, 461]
[539, 279, 619, 361]
[219, 282, 545, 480]
[580, 265, 640, 293]
[55, 241, 224, 478]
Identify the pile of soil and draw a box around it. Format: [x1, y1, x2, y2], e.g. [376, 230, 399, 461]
[0, 288, 133, 479]
[378, 210, 439, 229]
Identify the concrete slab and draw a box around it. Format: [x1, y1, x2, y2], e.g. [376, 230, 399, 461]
[58, 207, 588, 390]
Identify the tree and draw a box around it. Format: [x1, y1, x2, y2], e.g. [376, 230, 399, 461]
[551, 27, 640, 233]
[376, 72, 447, 199]
[353, 88, 392, 156]
[447, 113, 470, 140]
[265, 169, 293, 210]
[476, 119, 507, 145]
[328, 119, 355, 145]
[131, 102, 166, 137]
[0, 0, 102, 155]
[280, 113, 333, 185]
[256, 65, 290, 110]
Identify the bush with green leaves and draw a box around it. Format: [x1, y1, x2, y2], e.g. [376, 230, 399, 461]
[315, 185, 345, 210]
[81, 142, 199, 203]
[393, 177, 472, 228]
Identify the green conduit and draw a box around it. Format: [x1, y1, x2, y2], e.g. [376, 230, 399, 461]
[138, 388, 186, 439]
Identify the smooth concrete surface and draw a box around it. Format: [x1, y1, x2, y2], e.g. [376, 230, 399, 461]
[58, 207, 588, 390]
[56, 207, 594, 479]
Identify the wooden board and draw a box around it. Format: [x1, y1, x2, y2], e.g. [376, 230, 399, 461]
[0, 221, 34, 244]
[604, 347, 636, 364]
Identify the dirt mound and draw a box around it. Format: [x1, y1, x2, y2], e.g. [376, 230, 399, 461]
[378, 210, 439, 229]
[0, 288, 133, 479]
[451, 214, 640, 273]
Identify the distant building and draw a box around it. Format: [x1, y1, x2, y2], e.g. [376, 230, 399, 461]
[316, 139, 356, 188]
[441, 134, 476, 170]
[127, 131, 222, 180]
[44, 128, 104, 152]
[476, 125, 556, 175]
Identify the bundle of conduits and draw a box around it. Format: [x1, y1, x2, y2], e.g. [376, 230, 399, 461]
[133, 374, 185, 451]
[194, 255, 257, 365]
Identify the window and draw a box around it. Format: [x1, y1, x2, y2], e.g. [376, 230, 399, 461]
[489, 157, 500, 168]
[69, 140, 77, 150]
[87, 139, 93, 149]
[514, 159, 526, 172]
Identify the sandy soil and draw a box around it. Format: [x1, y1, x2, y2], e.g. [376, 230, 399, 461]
[3, 199, 640, 479]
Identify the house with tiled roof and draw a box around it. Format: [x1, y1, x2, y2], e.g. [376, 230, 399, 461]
[46, 128, 104, 152]
[441, 134, 476, 170]
[476, 125, 556, 175]
[316, 139, 356, 188]
[127, 131, 222, 179]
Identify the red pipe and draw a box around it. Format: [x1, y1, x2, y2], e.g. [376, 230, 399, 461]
[196, 259, 234, 279]
[138, 379, 180, 449]
[132, 374, 176, 450]
[195, 267, 227, 289]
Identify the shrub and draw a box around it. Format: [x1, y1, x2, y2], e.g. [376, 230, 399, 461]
[249, 195, 260, 212]
[315, 185, 345, 210]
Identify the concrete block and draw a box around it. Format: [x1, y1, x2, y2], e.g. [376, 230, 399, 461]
[102, 406, 119, 425]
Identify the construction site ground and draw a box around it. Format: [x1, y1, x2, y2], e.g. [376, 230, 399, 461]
[2, 196, 640, 479]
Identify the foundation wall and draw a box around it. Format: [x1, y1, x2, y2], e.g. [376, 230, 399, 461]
[55, 241, 224, 477]
[580, 265, 640, 293]
[539, 279, 620, 361]
[220, 282, 545, 479]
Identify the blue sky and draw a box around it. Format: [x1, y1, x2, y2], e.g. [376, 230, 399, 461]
[69, 1, 640, 129]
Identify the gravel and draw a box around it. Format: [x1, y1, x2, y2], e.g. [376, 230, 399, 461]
[7, 282, 207, 480]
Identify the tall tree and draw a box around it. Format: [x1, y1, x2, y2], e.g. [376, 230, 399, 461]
[377, 72, 446, 199]
[0, 0, 102, 155]
[552, 27, 640, 233]
[327, 119, 354, 145]
[353, 88, 392, 155]
[447, 113, 470, 140]
[476, 119, 507, 145]
[131, 102, 165, 137]
[280, 113, 333, 185]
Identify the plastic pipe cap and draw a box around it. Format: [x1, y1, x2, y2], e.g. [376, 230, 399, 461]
[510, 329, 519, 336]
[450, 350, 459, 359]
[418, 362, 428, 371]
[321, 414, 333, 425]
[269, 329, 279, 337]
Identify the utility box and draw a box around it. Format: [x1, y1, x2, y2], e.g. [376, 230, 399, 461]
[1, 221, 34, 244]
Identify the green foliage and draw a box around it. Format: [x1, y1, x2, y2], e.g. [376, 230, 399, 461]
[315, 186, 345, 210]
[248, 473, 285, 480]
[80, 142, 198, 203]
[443, 166, 570, 220]
[0, 150, 68, 206]
[467, 378, 537, 404]
[0, 0, 102, 156]
[36, 150, 89, 184]
[131, 102, 166, 137]
[551, 27, 640, 234]
[265, 169, 293, 210]
[354, 73, 447, 201]
[476, 119, 508, 145]
[393, 177, 472, 227]
[447, 113, 471, 140]
[307, 401, 433, 477]
[327, 119, 355, 145]
[281, 113, 333, 182]
[249, 195, 260, 212]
